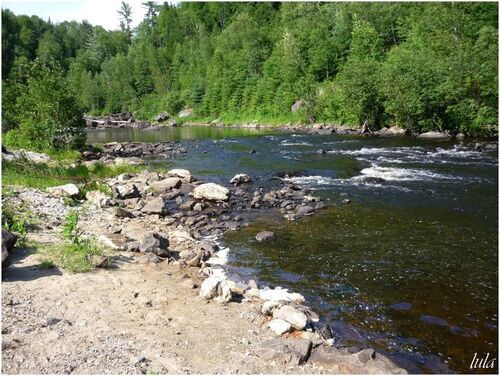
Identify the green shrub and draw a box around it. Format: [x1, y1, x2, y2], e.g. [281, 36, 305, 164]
[2, 58, 85, 152]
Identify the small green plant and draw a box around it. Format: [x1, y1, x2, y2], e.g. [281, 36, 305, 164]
[62, 211, 83, 244]
[2, 206, 28, 246]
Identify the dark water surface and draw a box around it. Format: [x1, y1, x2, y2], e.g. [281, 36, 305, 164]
[87, 127, 498, 373]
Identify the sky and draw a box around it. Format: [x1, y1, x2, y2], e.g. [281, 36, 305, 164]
[1, 0, 161, 30]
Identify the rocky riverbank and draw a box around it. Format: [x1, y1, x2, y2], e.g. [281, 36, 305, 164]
[2, 149, 408, 374]
[84, 112, 499, 142]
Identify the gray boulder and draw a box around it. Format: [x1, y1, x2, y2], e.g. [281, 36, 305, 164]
[177, 108, 193, 118]
[141, 197, 166, 215]
[115, 207, 134, 218]
[255, 231, 274, 242]
[154, 112, 170, 122]
[2, 229, 18, 265]
[199, 275, 232, 303]
[308, 346, 408, 374]
[115, 184, 140, 199]
[296, 205, 315, 217]
[416, 131, 450, 140]
[273, 305, 308, 330]
[150, 178, 182, 192]
[167, 168, 194, 182]
[192, 183, 229, 201]
[255, 338, 312, 365]
[86, 190, 112, 208]
[291, 100, 305, 113]
[268, 319, 293, 336]
[230, 173, 252, 185]
[139, 232, 169, 257]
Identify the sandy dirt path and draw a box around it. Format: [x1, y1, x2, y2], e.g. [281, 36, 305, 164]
[2, 247, 327, 374]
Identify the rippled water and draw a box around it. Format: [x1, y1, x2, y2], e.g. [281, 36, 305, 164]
[87, 128, 498, 373]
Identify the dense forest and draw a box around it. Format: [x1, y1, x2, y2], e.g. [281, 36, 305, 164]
[2, 2, 498, 150]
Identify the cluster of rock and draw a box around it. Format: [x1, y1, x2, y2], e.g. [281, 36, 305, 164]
[86, 169, 325, 240]
[83, 142, 187, 160]
[198, 275, 406, 373]
[84, 112, 153, 129]
[84, 109, 196, 129]
[474, 141, 498, 152]
[2, 148, 54, 165]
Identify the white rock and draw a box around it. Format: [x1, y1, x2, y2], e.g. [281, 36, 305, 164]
[167, 169, 193, 182]
[199, 275, 232, 303]
[229, 173, 252, 185]
[48, 183, 80, 197]
[150, 177, 181, 192]
[259, 287, 305, 304]
[192, 183, 229, 201]
[86, 190, 112, 208]
[416, 131, 450, 140]
[2, 149, 53, 164]
[262, 300, 282, 316]
[169, 229, 194, 243]
[177, 108, 193, 118]
[113, 157, 144, 166]
[268, 319, 292, 336]
[273, 305, 308, 330]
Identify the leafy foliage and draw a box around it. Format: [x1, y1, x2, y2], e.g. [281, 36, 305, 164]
[1, 2, 498, 135]
[3, 58, 85, 151]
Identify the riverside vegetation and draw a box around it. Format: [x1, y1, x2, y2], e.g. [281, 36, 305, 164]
[2, 1, 499, 145]
[1, 1, 498, 374]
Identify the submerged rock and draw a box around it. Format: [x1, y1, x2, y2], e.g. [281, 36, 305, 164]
[230, 173, 252, 185]
[167, 169, 194, 182]
[389, 302, 413, 311]
[255, 231, 274, 242]
[420, 315, 448, 327]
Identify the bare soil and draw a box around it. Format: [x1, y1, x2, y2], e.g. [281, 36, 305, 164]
[2, 247, 329, 374]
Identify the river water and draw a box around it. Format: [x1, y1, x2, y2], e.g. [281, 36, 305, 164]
[87, 127, 498, 373]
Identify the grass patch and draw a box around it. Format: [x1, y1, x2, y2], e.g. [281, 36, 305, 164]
[176, 111, 308, 127]
[37, 240, 105, 273]
[2, 158, 143, 191]
[1, 200, 39, 247]
[36, 211, 107, 273]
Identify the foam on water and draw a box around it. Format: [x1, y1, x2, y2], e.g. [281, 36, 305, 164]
[359, 166, 455, 181]
[280, 140, 312, 146]
[327, 145, 497, 166]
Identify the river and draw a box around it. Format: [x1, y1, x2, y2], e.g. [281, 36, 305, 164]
[86, 126, 498, 374]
